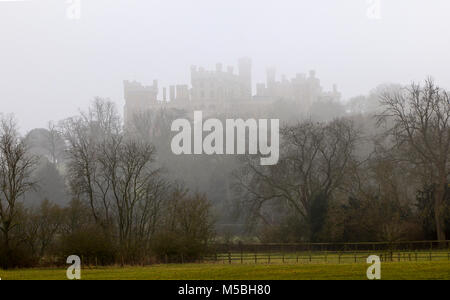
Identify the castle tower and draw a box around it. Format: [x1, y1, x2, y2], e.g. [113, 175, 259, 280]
[170, 85, 176, 101]
[266, 67, 276, 97]
[238, 57, 252, 100]
[123, 80, 158, 126]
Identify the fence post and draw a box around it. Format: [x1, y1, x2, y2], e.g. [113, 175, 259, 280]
[228, 252, 231, 265]
[281, 244, 284, 263]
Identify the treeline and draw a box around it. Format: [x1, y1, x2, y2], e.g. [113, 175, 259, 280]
[0, 101, 214, 269]
[0, 78, 448, 269]
[235, 79, 449, 243]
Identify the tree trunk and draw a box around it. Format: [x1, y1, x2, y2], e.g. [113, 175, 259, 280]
[434, 182, 447, 241]
[2, 230, 10, 269]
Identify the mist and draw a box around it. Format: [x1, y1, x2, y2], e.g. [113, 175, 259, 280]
[1, 0, 450, 132]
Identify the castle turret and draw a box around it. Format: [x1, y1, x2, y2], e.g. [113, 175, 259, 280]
[123, 80, 158, 126]
[238, 57, 252, 99]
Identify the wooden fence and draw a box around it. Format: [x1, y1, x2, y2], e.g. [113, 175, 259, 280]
[202, 240, 450, 265]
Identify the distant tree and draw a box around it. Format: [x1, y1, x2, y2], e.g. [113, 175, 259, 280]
[62, 98, 120, 232]
[24, 123, 65, 165]
[324, 151, 422, 242]
[378, 79, 450, 241]
[236, 119, 361, 241]
[23, 158, 69, 206]
[346, 84, 402, 115]
[45, 121, 66, 165]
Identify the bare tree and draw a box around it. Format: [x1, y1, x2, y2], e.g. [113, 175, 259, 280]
[62, 98, 120, 232]
[378, 79, 450, 241]
[63, 99, 169, 261]
[97, 135, 168, 258]
[153, 187, 215, 262]
[45, 121, 65, 165]
[22, 200, 64, 258]
[0, 116, 38, 266]
[236, 119, 360, 240]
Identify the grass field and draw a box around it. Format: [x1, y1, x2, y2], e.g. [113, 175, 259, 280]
[1, 260, 449, 280]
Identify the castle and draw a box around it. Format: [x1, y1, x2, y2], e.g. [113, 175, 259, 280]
[124, 58, 340, 125]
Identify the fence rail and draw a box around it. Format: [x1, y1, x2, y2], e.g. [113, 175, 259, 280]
[211, 240, 450, 253]
[202, 240, 450, 265]
[53, 241, 450, 266]
[203, 251, 450, 265]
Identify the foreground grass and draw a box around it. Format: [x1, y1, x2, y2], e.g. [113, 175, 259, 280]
[1, 261, 449, 280]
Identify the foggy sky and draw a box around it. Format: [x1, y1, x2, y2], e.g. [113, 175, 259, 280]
[1, 0, 450, 132]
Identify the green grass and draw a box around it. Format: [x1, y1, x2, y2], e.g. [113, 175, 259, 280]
[1, 261, 449, 280]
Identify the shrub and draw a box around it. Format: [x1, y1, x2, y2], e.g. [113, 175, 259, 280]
[151, 192, 215, 263]
[58, 226, 116, 266]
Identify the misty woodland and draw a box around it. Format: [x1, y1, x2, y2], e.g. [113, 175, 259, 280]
[0, 59, 449, 268]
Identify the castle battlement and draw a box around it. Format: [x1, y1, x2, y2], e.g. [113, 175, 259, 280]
[123, 58, 340, 126]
